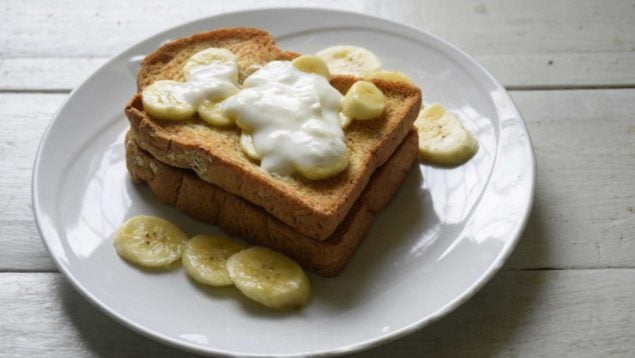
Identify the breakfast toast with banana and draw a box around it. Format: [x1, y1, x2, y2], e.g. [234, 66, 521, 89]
[126, 130, 418, 276]
[124, 28, 422, 241]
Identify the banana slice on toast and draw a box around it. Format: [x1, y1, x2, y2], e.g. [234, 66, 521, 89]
[183, 47, 237, 79]
[142, 81, 196, 120]
[114, 215, 188, 268]
[182, 235, 247, 286]
[366, 70, 413, 84]
[316, 45, 381, 76]
[338, 112, 353, 128]
[415, 103, 479, 165]
[291, 55, 330, 78]
[342, 80, 386, 120]
[226, 247, 311, 310]
[198, 100, 233, 126]
[239, 132, 261, 160]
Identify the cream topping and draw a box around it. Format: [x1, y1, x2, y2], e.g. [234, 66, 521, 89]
[221, 61, 348, 179]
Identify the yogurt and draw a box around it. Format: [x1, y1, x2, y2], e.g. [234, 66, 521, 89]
[222, 61, 348, 180]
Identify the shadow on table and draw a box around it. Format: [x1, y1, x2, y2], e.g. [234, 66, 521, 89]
[57, 286, 201, 357]
[347, 192, 551, 357]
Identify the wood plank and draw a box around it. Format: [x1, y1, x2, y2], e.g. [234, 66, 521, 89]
[358, 269, 635, 357]
[0, 94, 64, 271]
[1, 270, 633, 357]
[3, 0, 634, 57]
[504, 89, 635, 269]
[0, 58, 107, 91]
[481, 52, 635, 89]
[0, 273, 197, 357]
[1, 0, 634, 89]
[1, 89, 634, 271]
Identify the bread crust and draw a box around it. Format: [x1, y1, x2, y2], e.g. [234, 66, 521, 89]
[126, 130, 418, 276]
[126, 28, 422, 241]
[138, 28, 288, 87]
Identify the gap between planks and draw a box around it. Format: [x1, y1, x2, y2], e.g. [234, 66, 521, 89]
[506, 84, 635, 91]
[0, 89, 72, 94]
[4, 84, 635, 95]
[2, 267, 635, 274]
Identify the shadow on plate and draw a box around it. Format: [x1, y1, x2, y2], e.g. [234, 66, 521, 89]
[346, 192, 550, 357]
[184, 273, 305, 318]
[311, 167, 440, 309]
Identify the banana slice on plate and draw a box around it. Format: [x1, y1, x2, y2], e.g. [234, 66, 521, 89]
[366, 70, 414, 84]
[182, 235, 248, 286]
[113, 215, 188, 268]
[240, 132, 261, 160]
[226, 247, 311, 310]
[316, 45, 381, 76]
[291, 55, 330, 78]
[183, 47, 237, 79]
[415, 103, 479, 165]
[342, 80, 386, 120]
[142, 80, 196, 120]
[198, 100, 233, 126]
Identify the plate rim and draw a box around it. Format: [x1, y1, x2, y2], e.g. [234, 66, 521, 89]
[32, 6, 536, 357]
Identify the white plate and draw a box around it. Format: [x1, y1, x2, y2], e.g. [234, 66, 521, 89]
[33, 7, 535, 357]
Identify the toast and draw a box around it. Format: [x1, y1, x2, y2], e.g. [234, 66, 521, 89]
[126, 130, 418, 276]
[125, 28, 422, 241]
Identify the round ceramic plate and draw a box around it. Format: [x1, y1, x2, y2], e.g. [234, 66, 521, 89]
[33, 7, 535, 357]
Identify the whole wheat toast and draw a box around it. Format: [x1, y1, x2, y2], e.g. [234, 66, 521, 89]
[125, 28, 422, 241]
[126, 130, 418, 276]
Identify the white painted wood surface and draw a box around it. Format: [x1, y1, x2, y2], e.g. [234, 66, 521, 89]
[1, 0, 635, 89]
[1, 0, 634, 356]
[2, 271, 635, 357]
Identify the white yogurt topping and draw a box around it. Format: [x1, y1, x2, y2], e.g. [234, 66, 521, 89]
[182, 61, 240, 105]
[221, 61, 348, 179]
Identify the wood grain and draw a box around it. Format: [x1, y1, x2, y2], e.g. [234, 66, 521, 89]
[0, 94, 65, 271]
[504, 89, 635, 269]
[4, 0, 633, 56]
[1, 0, 634, 89]
[1, 270, 633, 357]
[0, 58, 107, 91]
[2, 1, 635, 356]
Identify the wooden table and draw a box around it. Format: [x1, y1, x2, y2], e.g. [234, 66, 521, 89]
[2, 1, 634, 356]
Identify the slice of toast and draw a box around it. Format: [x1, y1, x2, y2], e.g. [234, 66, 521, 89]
[126, 130, 418, 276]
[125, 28, 422, 241]
[137, 28, 300, 88]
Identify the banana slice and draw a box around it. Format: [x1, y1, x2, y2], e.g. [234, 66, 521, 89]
[291, 55, 330, 78]
[316, 45, 381, 76]
[342, 80, 386, 120]
[182, 235, 247, 286]
[415, 103, 479, 165]
[339, 112, 353, 128]
[226, 247, 311, 310]
[366, 70, 414, 84]
[240, 132, 261, 160]
[183, 47, 237, 79]
[294, 153, 349, 181]
[142, 80, 196, 120]
[113, 215, 188, 268]
[198, 100, 233, 126]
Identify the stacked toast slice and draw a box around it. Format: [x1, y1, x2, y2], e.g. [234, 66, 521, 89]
[124, 28, 422, 276]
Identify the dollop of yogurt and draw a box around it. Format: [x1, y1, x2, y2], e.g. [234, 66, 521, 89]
[221, 61, 348, 179]
[182, 61, 240, 104]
